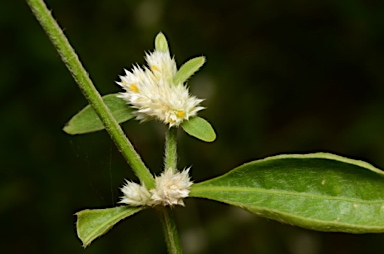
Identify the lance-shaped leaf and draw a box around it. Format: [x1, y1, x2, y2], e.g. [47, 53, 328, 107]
[155, 32, 169, 53]
[173, 56, 205, 85]
[190, 153, 384, 233]
[181, 116, 216, 142]
[76, 206, 143, 248]
[63, 94, 134, 135]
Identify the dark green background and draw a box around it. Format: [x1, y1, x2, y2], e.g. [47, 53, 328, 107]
[2, 0, 384, 253]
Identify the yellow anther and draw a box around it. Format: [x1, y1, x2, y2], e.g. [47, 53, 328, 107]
[176, 111, 185, 118]
[151, 65, 159, 71]
[129, 84, 139, 93]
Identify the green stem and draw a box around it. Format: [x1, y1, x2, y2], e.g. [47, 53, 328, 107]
[158, 127, 183, 253]
[164, 128, 178, 172]
[26, 0, 155, 189]
[158, 207, 182, 254]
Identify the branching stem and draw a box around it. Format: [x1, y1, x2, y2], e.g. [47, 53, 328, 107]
[158, 127, 183, 253]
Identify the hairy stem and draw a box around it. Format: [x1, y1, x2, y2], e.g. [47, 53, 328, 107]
[158, 207, 182, 254]
[164, 127, 178, 172]
[158, 127, 183, 253]
[26, 0, 155, 189]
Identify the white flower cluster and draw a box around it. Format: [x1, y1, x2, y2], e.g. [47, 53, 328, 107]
[116, 49, 204, 127]
[119, 168, 193, 207]
[119, 180, 152, 206]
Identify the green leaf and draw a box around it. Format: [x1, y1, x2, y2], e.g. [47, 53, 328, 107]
[76, 206, 143, 248]
[173, 56, 205, 85]
[181, 117, 216, 142]
[190, 153, 384, 233]
[155, 32, 169, 53]
[63, 94, 134, 135]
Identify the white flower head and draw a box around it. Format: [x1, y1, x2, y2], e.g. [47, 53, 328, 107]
[119, 168, 193, 207]
[150, 168, 193, 206]
[119, 180, 152, 206]
[116, 33, 205, 127]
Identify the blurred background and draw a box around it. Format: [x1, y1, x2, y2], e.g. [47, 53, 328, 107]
[3, 0, 384, 253]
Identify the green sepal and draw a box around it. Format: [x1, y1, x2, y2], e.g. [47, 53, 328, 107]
[173, 56, 205, 85]
[76, 206, 143, 248]
[190, 153, 384, 233]
[181, 116, 216, 142]
[63, 94, 134, 135]
[155, 32, 169, 53]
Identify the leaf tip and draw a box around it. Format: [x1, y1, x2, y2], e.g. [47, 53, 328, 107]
[63, 124, 73, 135]
[205, 132, 216, 142]
[155, 32, 169, 52]
[199, 55, 206, 64]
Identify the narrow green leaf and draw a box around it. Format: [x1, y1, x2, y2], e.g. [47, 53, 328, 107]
[76, 206, 143, 248]
[155, 32, 169, 53]
[190, 153, 384, 233]
[181, 117, 216, 142]
[173, 56, 205, 85]
[63, 94, 134, 135]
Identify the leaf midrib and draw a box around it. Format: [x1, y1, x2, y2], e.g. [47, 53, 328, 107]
[191, 185, 384, 204]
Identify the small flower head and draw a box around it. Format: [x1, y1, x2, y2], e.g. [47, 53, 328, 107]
[150, 168, 193, 206]
[119, 180, 152, 206]
[117, 33, 204, 127]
